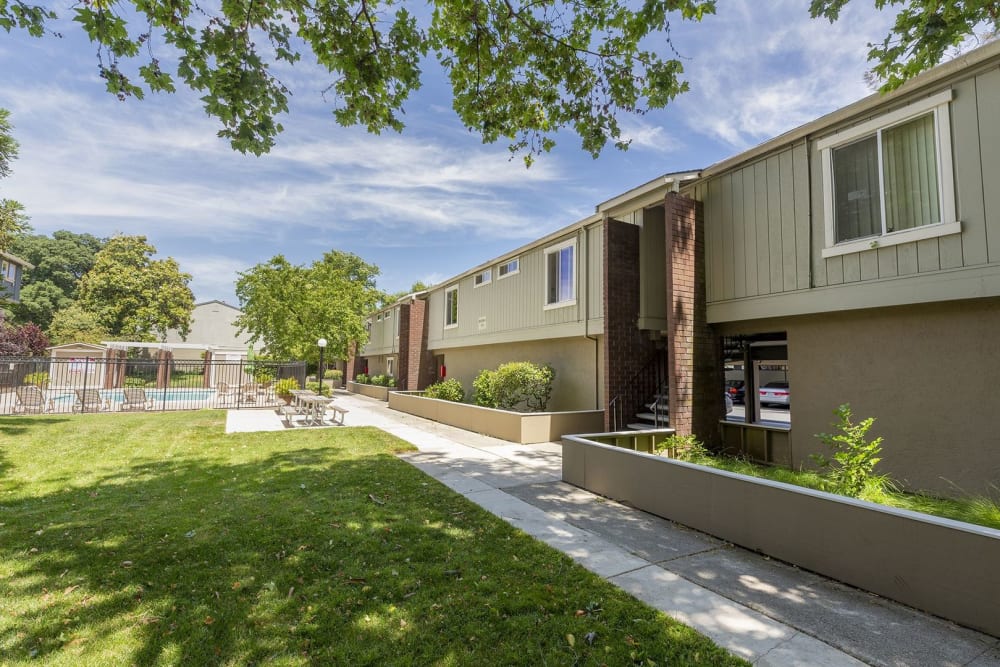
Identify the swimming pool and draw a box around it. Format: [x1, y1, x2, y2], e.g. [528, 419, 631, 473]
[50, 388, 217, 403]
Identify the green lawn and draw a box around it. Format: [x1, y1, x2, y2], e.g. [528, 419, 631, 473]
[0, 412, 745, 666]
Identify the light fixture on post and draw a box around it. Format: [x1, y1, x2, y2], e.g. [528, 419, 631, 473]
[317, 338, 328, 396]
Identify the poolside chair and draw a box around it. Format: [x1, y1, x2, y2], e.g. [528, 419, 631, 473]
[240, 382, 258, 403]
[73, 388, 108, 413]
[216, 381, 236, 405]
[14, 385, 49, 414]
[120, 387, 150, 411]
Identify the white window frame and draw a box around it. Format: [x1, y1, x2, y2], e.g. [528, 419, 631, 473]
[386, 357, 395, 377]
[497, 258, 520, 280]
[543, 239, 577, 310]
[818, 90, 959, 259]
[444, 285, 459, 329]
[474, 268, 491, 288]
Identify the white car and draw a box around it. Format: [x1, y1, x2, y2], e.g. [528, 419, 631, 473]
[759, 381, 790, 407]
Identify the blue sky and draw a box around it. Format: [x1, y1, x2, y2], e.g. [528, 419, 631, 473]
[1, 1, 900, 304]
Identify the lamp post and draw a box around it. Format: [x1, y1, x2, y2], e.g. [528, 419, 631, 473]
[317, 338, 327, 396]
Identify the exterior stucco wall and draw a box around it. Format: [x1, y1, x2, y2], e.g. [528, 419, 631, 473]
[718, 296, 1000, 496]
[431, 336, 603, 412]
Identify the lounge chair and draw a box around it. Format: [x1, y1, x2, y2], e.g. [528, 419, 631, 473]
[120, 387, 150, 411]
[240, 383, 258, 403]
[216, 381, 235, 405]
[73, 389, 108, 413]
[15, 385, 49, 414]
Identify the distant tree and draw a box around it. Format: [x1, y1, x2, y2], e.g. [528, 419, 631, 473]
[0, 320, 49, 356]
[75, 235, 194, 341]
[236, 251, 381, 361]
[379, 280, 431, 307]
[9, 231, 107, 329]
[810, 1, 1000, 90]
[47, 303, 110, 345]
[0, 108, 29, 252]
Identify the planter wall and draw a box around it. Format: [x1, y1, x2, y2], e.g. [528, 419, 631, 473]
[562, 432, 1000, 638]
[347, 381, 390, 401]
[389, 391, 604, 444]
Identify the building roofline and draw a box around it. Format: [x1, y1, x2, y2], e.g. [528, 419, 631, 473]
[695, 39, 1000, 181]
[1, 250, 34, 270]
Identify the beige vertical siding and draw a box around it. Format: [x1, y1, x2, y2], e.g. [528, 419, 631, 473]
[360, 305, 399, 356]
[700, 63, 1000, 313]
[427, 223, 604, 349]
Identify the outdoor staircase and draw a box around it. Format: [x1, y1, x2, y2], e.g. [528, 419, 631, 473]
[627, 386, 669, 430]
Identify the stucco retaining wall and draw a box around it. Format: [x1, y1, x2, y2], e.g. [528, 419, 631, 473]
[562, 432, 1000, 638]
[347, 382, 390, 401]
[389, 391, 604, 444]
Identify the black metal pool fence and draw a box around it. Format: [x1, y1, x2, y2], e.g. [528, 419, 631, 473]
[0, 356, 307, 414]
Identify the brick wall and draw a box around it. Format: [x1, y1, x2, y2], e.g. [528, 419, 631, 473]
[603, 218, 659, 430]
[346, 343, 359, 382]
[397, 302, 412, 389]
[664, 192, 723, 445]
[406, 298, 436, 390]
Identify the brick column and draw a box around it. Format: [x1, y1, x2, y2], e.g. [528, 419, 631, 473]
[603, 218, 657, 430]
[346, 343, 359, 383]
[407, 298, 436, 390]
[665, 192, 723, 445]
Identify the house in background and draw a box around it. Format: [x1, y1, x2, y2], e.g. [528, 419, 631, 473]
[164, 300, 263, 361]
[354, 39, 1000, 497]
[0, 250, 32, 304]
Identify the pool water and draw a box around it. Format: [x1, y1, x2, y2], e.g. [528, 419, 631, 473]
[50, 389, 217, 403]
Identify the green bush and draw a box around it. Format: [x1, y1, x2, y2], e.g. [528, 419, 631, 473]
[423, 378, 464, 403]
[813, 404, 894, 498]
[305, 381, 332, 397]
[355, 373, 369, 385]
[655, 434, 710, 463]
[324, 369, 343, 381]
[472, 361, 554, 412]
[253, 368, 275, 384]
[124, 376, 148, 387]
[369, 374, 396, 387]
[23, 371, 49, 388]
[273, 378, 300, 398]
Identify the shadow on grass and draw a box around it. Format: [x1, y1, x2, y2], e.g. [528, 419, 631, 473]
[1, 438, 743, 666]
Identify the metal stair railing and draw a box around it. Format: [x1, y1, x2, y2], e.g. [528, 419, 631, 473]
[608, 350, 668, 432]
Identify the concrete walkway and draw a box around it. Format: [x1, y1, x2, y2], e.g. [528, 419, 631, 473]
[226, 393, 1000, 667]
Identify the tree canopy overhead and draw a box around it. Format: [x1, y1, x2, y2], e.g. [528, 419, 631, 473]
[2, 0, 720, 162]
[809, 1, 999, 89]
[0, 108, 28, 252]
[3, 3, 996, 162]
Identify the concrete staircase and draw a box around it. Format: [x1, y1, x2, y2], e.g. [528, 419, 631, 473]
[627, 387, 669, 430]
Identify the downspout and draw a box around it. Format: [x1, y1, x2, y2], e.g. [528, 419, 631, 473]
[583, 222, 601, 410]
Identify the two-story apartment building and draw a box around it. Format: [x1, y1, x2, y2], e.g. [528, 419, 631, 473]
[0, 250, 32, 303]
[355, 40, 1000, 496]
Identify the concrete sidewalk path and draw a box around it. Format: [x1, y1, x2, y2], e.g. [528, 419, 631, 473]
[226, 393, 1000, 667]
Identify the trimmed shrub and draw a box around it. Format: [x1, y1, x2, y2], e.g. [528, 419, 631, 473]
[124, 376, 148, 387]
[355, 373, 369, 385]
[305, 381, 332, 397]
[23, 371, 50, 388]
[423, 378, 465, 403]
[324, 369, 343, 381]
[472, 361, 554, 412]
[273, 378, 300, 398]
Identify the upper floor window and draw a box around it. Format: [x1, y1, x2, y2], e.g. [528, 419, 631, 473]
[818, 90, 958, 258]
[474, 269, 491, 287]
[544, 239, 576, 308]
[1, 261, 12, 284]
[498, 258, 519, 279]
[444, 286, 459, 328]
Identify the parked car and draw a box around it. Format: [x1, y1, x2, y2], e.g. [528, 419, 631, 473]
[725, 380, 746, 404]
[759, 381, 790, 407]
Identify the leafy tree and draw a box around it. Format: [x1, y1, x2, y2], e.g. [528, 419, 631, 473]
[0, 320, 49, 356]
[9, 230, 106, 328]
[380, 280, 430, 307]
[0, 0, 716, 162]
[810, 1, 1000, 90]
[236, 251, 381, 361]
[0, 108, 29, 252]
[47, 303, 110, 345]
[75, 235, 194, 341]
